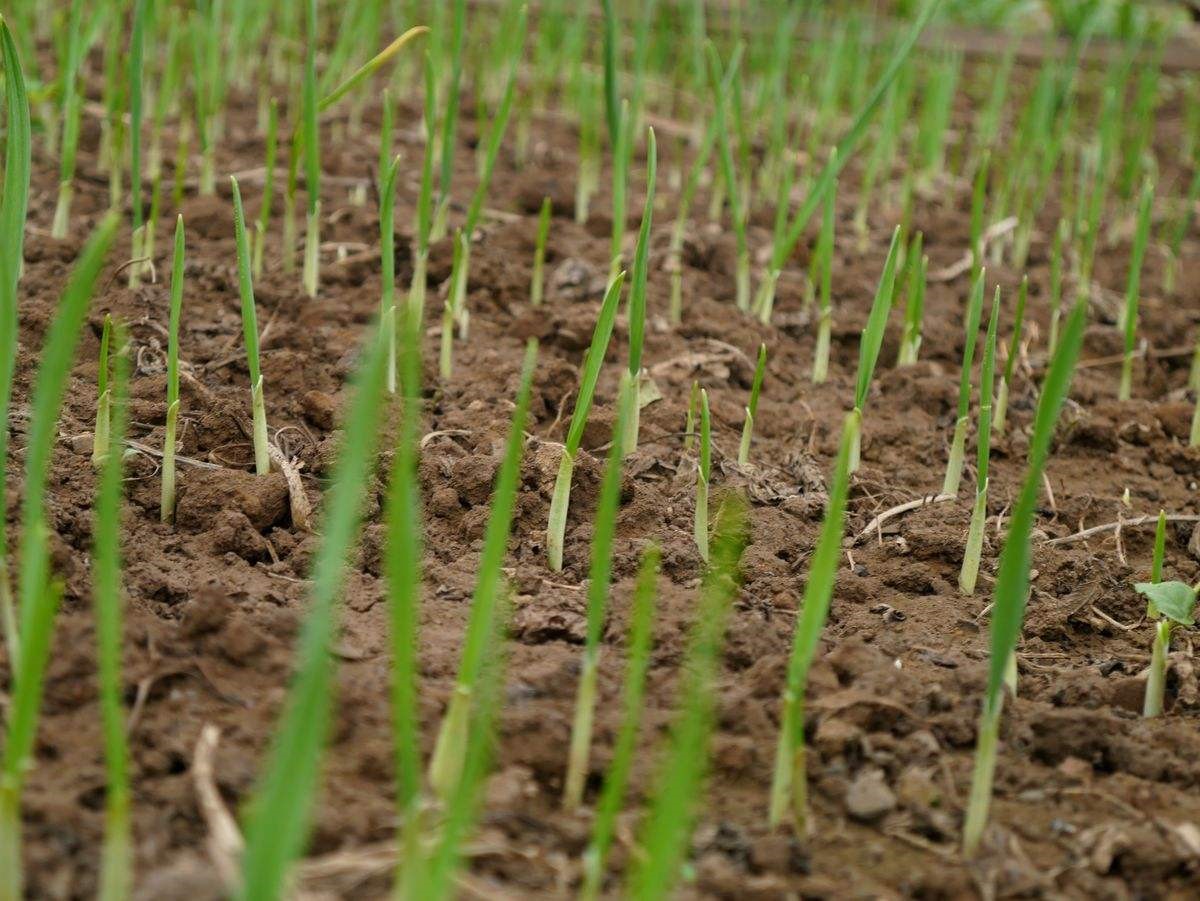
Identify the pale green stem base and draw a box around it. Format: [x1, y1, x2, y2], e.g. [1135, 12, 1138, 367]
[1143, 620, 1171, 717]
[621, 377, 640, 457]
[738, 410, 754, 466]
[669, 266, 683, 326]
[428, 684, 471, 800]
[93, 390, 112, 470]
[897, 330, 921, 367]
[128, 225, 145, 290]
[252, 222, 267, 280]
[199, 150, 215, 196]
[455, 242, 471, 339]
[848, 412, 863, 474]
[958, 485, 988, 595]
[941, 417, 968, 496]
[303, 204, 321, 298]
[562, 649, 599, 810]
[546, 451, 575, 573]
[282, 200, 297, 274]
[409, 252, 428, 334]
[755, 269, 780, 325]
[51, 182, 73, 240]
[251, 377, 270, 476]
[161, 401, 179, 523]
[98, 805, 131, 901]
[962, 700, 1002, 857]
[694, 476, 709, 562]
[735, 252, 750, 313]
[768, 690, 807, 831]
[1118, 352, 1133, 401]
[812, 311, 831, 384]
[431, 196, 449, 244]
[383, 305, 397, 395]
[531, 252, 545, 307]
[993, 379, 1010, 436]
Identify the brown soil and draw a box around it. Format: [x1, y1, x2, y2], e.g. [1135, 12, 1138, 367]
[7, 59, 1200, 900]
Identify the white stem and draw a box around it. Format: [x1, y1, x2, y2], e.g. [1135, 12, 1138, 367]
[93, 390, 112, 470]
[962, 700, 1002, 857]
[812, 310, 831, 384]
[562, 649, 600, 809]
[428, 684, 471, 800]
[959, 485, 988, 595]
[161, 400, 179, 523]
[303, 203, 320, 298]
[546, 450, 575, 573]
[738, 409, 754, 466]
[251, 376, 270, 476]
[993, 378, 1010, 436]
[1143, 620, 1171, 717]
[941, 416, 968, 496]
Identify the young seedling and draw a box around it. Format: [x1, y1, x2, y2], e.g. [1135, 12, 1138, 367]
[962, 299, 1086, 857]
[380, 156, 402, 394]
[706, 43, 750, 312]
[993, 276, 1028, 436]
[0, 13, 30, 663]
[628, 498, 746, 899]
[683, 379, 700, 452]
[694, 388, 711, 562]
[1133, 580, 1197, 718]
[960, 289, 1000, 595]
[563, 371, 635, 808]
[1047, 219, 1066, 354]
[0, 212, 119, 900]
[811, 178, 836, 383]
[769, 410, 857, 828]
[239, 325, 393, 901]
[95, 323, 131, 901]
[896, 232, 925, 366]
[849, 226, 903, 472]
[429, 341, 538, 799]
[579, 545, 659, 901]
[301, 0, 320, 298]
[51, 0, 84, 239]
[1165, 166, 1200, 295]
[252, 97, 279, 279]
[92, 314, 113, 470]
[757, 0, 942, 318]
[1144, 510, 1168, 619]
[410, 50, 437, 331]
[623, 127, 656, 455]
[230, 177, 270, 475]
[161, 216, 185, 522]
[127, 0, 147, 289]
[738, 344, 767, 465]
[546, 272, 626, 572]
[609, 100, 631, 281]
[942, 269, 987, 497]
[530, 196, 551, 307]
[969, 151, 990, 284]
[1119, 180, 1154, 402]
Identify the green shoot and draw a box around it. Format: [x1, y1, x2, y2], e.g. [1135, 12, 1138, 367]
[161, 216, 185, 523]
[0, 12, 31, 665]
[850, 226, 903, 472]
[628, 498, 747, 899]
[960, 289, 1000, 596]
[623, 127, 656, 456]
[1134, 581, 1196, 717]
[95, 323, 131, 901]
[384, 271, 425, 829]
[683, 379, 700, 452]
[547, 272, 626, 572]
[563, 371, 635, 808]
[381, 155, 402, 395]
[768, 410, 857, 828]
[429, 340, 539, 799]
[128, 0, 147, 288]
[1047, 219, 1066, 354]
[318, 27, 430, 116]
[52, 0, 84, 239]
[433, 0, 466, 242]
[609, 100, 631, 280]
[1119, 179, 1154, 401]
[759, 0, 942, 316]
[230, 177, 270, 475]
[93, 314, 113, 469]
[580, 545, 659, 901]
[0, 212, 119, 900]
[302, 0, 320, 298]
[962, 298, 1086, 857]
[239, 324, 393, 901]
[694, 388, 711, 562]
[530, 196, 552, 307]
[600, 0, 619, 149]
[969, 151, 990, 284]
[993, 275, 1028, 436]
[811, 176, 836, 383]
[410, 51, 437, 330]
[706, 43, 749, 312]
[942, 269, 987, 497]
[252, 97, 279, 280]
[1145, 510, 1167, 618]
[738, 343, 767, 466]
[896, 232, 925, 366]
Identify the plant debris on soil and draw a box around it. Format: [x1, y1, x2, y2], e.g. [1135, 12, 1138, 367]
[6, 11, 1200, 901]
